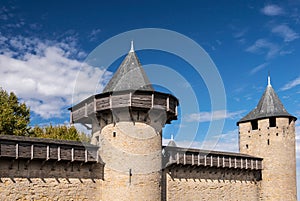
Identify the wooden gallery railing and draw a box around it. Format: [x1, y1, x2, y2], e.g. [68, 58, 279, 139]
[163, 146, 263, 170]
[0, 135, 99, 163]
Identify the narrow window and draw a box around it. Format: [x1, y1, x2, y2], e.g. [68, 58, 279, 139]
[267, 139, 270, 145]
[113, 131, 116, 137]
[246, 144, 249, 149]
[251, 120, 258, 130]
[269, 117, 276, 127]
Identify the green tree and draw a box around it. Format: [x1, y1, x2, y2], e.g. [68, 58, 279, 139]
[0, 87, 90, 142]
[30, 124, 90, 142]
[0, 88, 30, 136]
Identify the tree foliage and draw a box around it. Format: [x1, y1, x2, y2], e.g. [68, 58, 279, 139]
[30, 125, 90, 142]
[0, 87, 90, 142]
[0, 88, 30, 136]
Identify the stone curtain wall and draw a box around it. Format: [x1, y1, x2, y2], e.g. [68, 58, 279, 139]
[0, 159, 103, 200]
[165, 166, 261, 201]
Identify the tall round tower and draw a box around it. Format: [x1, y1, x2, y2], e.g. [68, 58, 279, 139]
[70, 42, 178, 201]
[237, 76, 297, 201]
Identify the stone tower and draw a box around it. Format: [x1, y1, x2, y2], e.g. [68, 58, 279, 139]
[237, 76, 297, 201]
[70, 42, 178, 201]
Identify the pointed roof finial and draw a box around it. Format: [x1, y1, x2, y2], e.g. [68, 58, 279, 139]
[129, 40, 134, 53]
[268, 71, 271, 87]
[171, 134, 174, 140]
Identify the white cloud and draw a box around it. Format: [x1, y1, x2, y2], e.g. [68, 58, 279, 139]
[280, 76, 300, 91]
[89, 28, 101, 42]
[261, 4, 284, 16]
[272, 24, 299, 42]
[0, 34, 111, 119]
[250, 62, 268, 74]
[0, 5, 14, 21]
[246, 39, 279, 59]
[184, 110, 245, 122]
[201, 129, 239, 152]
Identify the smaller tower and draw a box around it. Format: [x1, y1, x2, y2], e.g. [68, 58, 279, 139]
[237, 75, 297, 201]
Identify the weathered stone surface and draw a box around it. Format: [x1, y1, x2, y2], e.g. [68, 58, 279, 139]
[239, 117, 297, 200]
[0, 159, 103, 200]
[165, 167, 261, 201]
[99, 122, 162, 201]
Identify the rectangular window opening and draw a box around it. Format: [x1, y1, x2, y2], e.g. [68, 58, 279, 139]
[251, 120, 258, 130]
[269, 117, 276, 127]
[113, 132, 116, 137]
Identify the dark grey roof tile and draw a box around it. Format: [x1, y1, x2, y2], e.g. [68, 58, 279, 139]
[103, 43, 154, 93]
[238, 84, 296, 124]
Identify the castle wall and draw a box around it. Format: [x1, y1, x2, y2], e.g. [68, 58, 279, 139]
[239, 117, 297, 200]
[0, 159, 103, 201]
[165, 166, 261, 201]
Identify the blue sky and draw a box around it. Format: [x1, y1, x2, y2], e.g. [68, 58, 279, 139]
[0, 0, 300, 197]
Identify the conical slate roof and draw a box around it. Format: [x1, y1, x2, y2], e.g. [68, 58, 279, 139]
[103, 42, 154, 93]
[238, 77, 296, 124]
[167, 135, 177, 147]
[167, 140, 177, 147]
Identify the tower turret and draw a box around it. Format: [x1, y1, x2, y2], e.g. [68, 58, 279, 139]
[237, 75, 297, 200]
[70, 42, 178, 201]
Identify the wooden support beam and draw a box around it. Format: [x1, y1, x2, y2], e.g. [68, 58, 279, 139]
[217, 156, 220, 167]
[176, 152, 179, 164]
[192, 154, 194, 165]
[71, 148, 74, 162]
[46, 146, 50, 160]
[204, 155, 207, 166]
[31, 144, 34, 160]
[85, 149, 88, 163]
[183, 153, 186, 165]
[241, 158, 243, 169]
[151, 94, 154, 108]
[57, 146, 61, 161]
[166, 97, 170, 111]
[210, 156, 213, 167]
[129, 92, 132, 107]
[109, 95, 112, 109]
[229, 157, 231, 168]
[235, 158, 237, 168]
[15, 143, 18, 159]
[245, 158, 248, 169]
[197, 154, 200, 166]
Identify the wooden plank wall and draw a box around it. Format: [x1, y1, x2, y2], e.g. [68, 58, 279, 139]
[0, 139, 98, 163]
